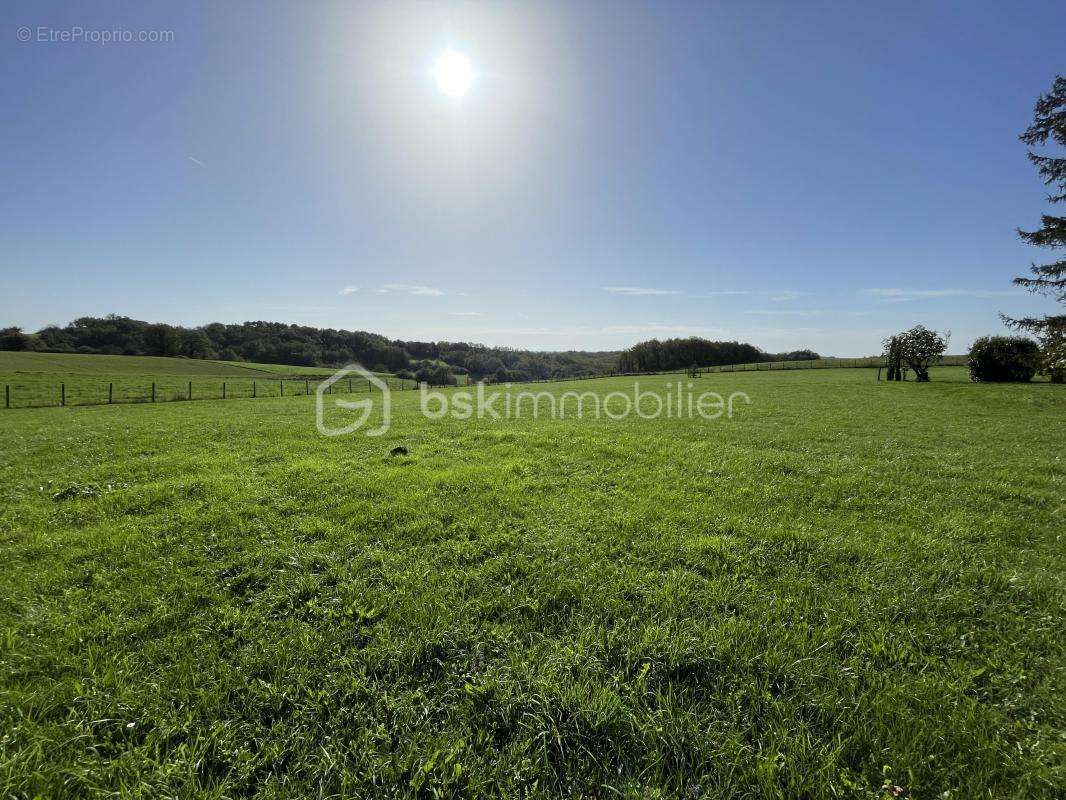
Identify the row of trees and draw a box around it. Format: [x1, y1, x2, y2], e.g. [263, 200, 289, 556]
[1, 318, 819, 384]
[0, 317, 619, 384]
[616, 337, 818, 373]
[403, 341, 617, 383]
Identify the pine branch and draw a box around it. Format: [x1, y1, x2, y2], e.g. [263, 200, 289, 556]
[1025, 258, 1066, 279]
[1026, 153, 1066, 201]
[1013, 276, 1066, 302]
[1012, 78, 1066, 338]
[1001, 312, 1066, 335]
[1018, 215, 1066, 248]
[1019, 75, 1066, 148]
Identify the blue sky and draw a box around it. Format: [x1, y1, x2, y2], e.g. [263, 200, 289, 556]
[2, 0, 1063, 355]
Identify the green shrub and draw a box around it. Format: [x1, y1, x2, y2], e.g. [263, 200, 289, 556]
[0, 327, 31, 351]
[414, 364, 456, 386]
[967, 335, 1039, 382]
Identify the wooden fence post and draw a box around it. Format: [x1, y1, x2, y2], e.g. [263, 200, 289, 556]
[151, 382, 156, 402]
[348, 378, 352, 393]
[188, 381, 192, 400]
[223, 382, 227, 400]
[253, 381, 257, 398]
[61, 383, 66, 406]
[108, 383, 113, 404]
[280, 380, 284, 397]
[305, 379, 309, 395]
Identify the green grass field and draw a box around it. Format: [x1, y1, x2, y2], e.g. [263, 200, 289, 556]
[1, 367, 1062, 798]
[0, 352, 415, 408]
[699, 354, 971, 373]
[0, 352, 290, 377]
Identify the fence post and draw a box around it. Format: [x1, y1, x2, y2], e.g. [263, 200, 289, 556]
[61, 383, 66, 406]
[348, 378, 352, 393]
[305, 379, 309, 395]
[253, 381, 257, 398]
[108, 383, 113, 404]
[368, 379, 371, 392]
[280, 380, 284, 397]
[188, 381, 192, 400]
[151, 382, 156, 402]
[4, 385, 8, 409]
[223, 382, 227, 400]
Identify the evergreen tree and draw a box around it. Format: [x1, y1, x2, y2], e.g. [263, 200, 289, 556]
[1006, 76, 1066, 380]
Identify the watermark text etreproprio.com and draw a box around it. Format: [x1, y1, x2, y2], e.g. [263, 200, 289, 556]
[316, 364, 751, 437]
[16, 26, 175, 44]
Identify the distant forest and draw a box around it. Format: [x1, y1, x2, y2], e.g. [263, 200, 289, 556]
[617, 337, 819, 373]
[0, 317, 817, 382]
[0, 317, 616, 383]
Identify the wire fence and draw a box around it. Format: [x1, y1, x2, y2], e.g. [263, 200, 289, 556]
[1, 375, 421, 410]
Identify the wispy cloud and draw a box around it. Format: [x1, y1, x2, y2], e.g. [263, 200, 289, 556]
[260, 304, 344, 314]
[378, 283, 445, 296]
[606, 287, 797, 300]
[861, 288, 1018, 303]
[338, 285, 358, 296]
[408, 322, 729, 339]
[604, 286, 682, 296]
[187, 156, 205, 167]
[744, 309, 823, 317]
[599, 322, 728, 336]
[449, 311, 483, 317]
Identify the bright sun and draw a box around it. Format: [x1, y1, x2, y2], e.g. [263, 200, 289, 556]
[432, 50, 474, 99]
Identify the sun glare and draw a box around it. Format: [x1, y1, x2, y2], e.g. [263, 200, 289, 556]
[432, 50, 474, 99]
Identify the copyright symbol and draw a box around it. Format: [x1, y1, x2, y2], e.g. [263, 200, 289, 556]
[17, 26, 32, 42]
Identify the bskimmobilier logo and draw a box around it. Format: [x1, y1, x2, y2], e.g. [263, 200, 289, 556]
[316, 364, 752, 438]
[316, 364, 391, 437]
[418, 382, 750, 422]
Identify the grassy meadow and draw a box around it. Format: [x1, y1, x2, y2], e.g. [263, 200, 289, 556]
[0, 352, 414, 408]
[700, 354, 970, 373]
[0, 367, 1063, 798]
[0, 351, 323, 377]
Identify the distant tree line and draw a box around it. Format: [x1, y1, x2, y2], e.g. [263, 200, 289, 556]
[0, 316, 619, 383]
[617, 337, 819, 373]
[400, 341, 618, 383]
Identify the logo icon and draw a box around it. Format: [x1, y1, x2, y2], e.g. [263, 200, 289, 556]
[315, 364, 390, 437]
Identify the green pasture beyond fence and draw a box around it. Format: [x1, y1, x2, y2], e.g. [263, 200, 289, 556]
[1, 375, 420, 410]
[515, 355, 969, 384]
[698, 354, 968, 374]
[1, 355, 971, 410]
